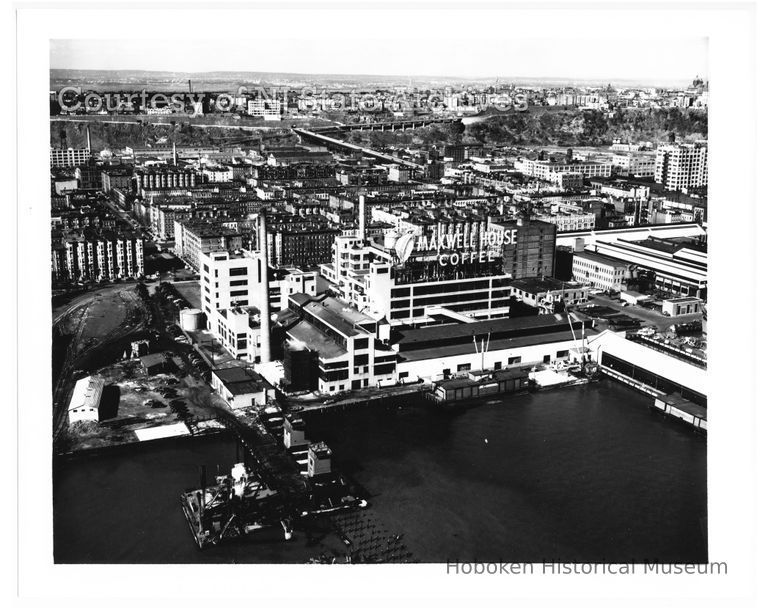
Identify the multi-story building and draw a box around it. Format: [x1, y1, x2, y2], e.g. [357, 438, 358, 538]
[101, 167, 133, 193]
[50, 147, 92, 168]
[612, 152, 656, 178]
[553, 172, 584, 190]
[321, 222, 515, 326]
[200, 249, 265, 361]
[75, 162, 105, 190]
[534, 208, 596, 232]
[591, 178, 651, 202]
[571, 250, 628, 292]
[247, 98, 282, 120]
[202, 165, 234, 183]
[590, 237, 707, 297]
[266, 224, 341, 270]
[441, 144, 483, 162]
[654, 143, 708, 191]
[271, 267, 318, 311]
[488, 219, 556, 280]
[256, 164, 337, 180]
[133, 167, 198, 192]
[52, 174, 78, 195]
[518, 158, 611, 181]
[266, 150, 334, 166]
[174, 221, 243, 270]
[388, 165, 413, 183]
[199, 249, 319, 362]
[281, 293, 398, 394]
[509, 277, 590, 314]
[51, 208, 117, 231]
[51, 228, 144, 282]
[153, 206, 192, 240]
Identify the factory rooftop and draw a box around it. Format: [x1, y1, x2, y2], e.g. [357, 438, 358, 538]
[289, 293, 377, 339]
[397, 329, 597, 363]
[286, 320, 348, 360]
[509, 277, 588, 294]
[392, 314, 587, 352]
[572, 250, 627, 266]
[211, 367, 270, 396]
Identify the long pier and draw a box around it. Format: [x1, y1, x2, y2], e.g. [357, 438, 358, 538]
[289, 384, 432, 414]
[214, 411, 310, 508]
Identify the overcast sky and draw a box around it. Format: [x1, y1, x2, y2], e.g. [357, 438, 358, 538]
[50, 38, 708, 85]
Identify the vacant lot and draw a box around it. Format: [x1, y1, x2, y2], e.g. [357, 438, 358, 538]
[62, 358, 225, 452]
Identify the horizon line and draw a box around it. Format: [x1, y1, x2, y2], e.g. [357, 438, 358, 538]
[48, 67, 702, 87]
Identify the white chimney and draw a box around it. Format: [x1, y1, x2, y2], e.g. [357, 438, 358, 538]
[358, 194, 366, 240]
[258, 210, 271, 363]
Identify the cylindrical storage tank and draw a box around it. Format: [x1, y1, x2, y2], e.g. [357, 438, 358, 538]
[179, 308, 203, 331]
[574, 237, 585, 253]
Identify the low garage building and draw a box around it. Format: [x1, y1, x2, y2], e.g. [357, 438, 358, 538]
[211, 367, 275, 409]
[140, 353, 168, 375]
[619, 290, 651, 306]
[662, 296, 703, 317]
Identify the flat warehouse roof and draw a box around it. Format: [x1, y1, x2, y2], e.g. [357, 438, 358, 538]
[398, 329, 596, 362]
[589, 331, 707, 395]
[212, 367, 269, 396]
[573, 251, 626, 267]
[287, 320, 347, 360]
[392, 314, 572, 346]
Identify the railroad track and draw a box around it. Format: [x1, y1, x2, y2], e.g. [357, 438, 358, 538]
[52, 289, 150, 444]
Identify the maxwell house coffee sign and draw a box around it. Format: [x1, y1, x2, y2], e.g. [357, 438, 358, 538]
[395, 229, 514, 266]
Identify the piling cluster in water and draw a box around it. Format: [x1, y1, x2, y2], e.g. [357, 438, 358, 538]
[325, 511, 414, 564]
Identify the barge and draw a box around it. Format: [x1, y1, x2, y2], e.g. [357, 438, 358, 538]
[181, 456, 369, 550]
[180, 463, 292, 550]
[426, 360, 599, 405]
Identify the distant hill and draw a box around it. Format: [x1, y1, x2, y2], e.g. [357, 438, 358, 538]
[49, 68, 691, 91]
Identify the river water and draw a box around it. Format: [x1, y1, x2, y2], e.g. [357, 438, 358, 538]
[53, 380, 707, 563]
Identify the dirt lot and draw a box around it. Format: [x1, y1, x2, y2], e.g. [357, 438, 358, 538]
[61, 357, 226, 452]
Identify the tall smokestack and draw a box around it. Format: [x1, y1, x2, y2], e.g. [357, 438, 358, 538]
[172, 141, 177, 166]
[258, 210, 272, 363]
[358, 194, 366, 240]
[86, 125, 92, 152]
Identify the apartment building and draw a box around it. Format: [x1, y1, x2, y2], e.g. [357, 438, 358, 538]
[52, 228, 144, 282]
[654, 143, 708, 191]
[173, 221, 243, 270]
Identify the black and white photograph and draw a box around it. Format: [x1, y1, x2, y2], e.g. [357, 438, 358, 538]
[8, 1, 766, 607]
